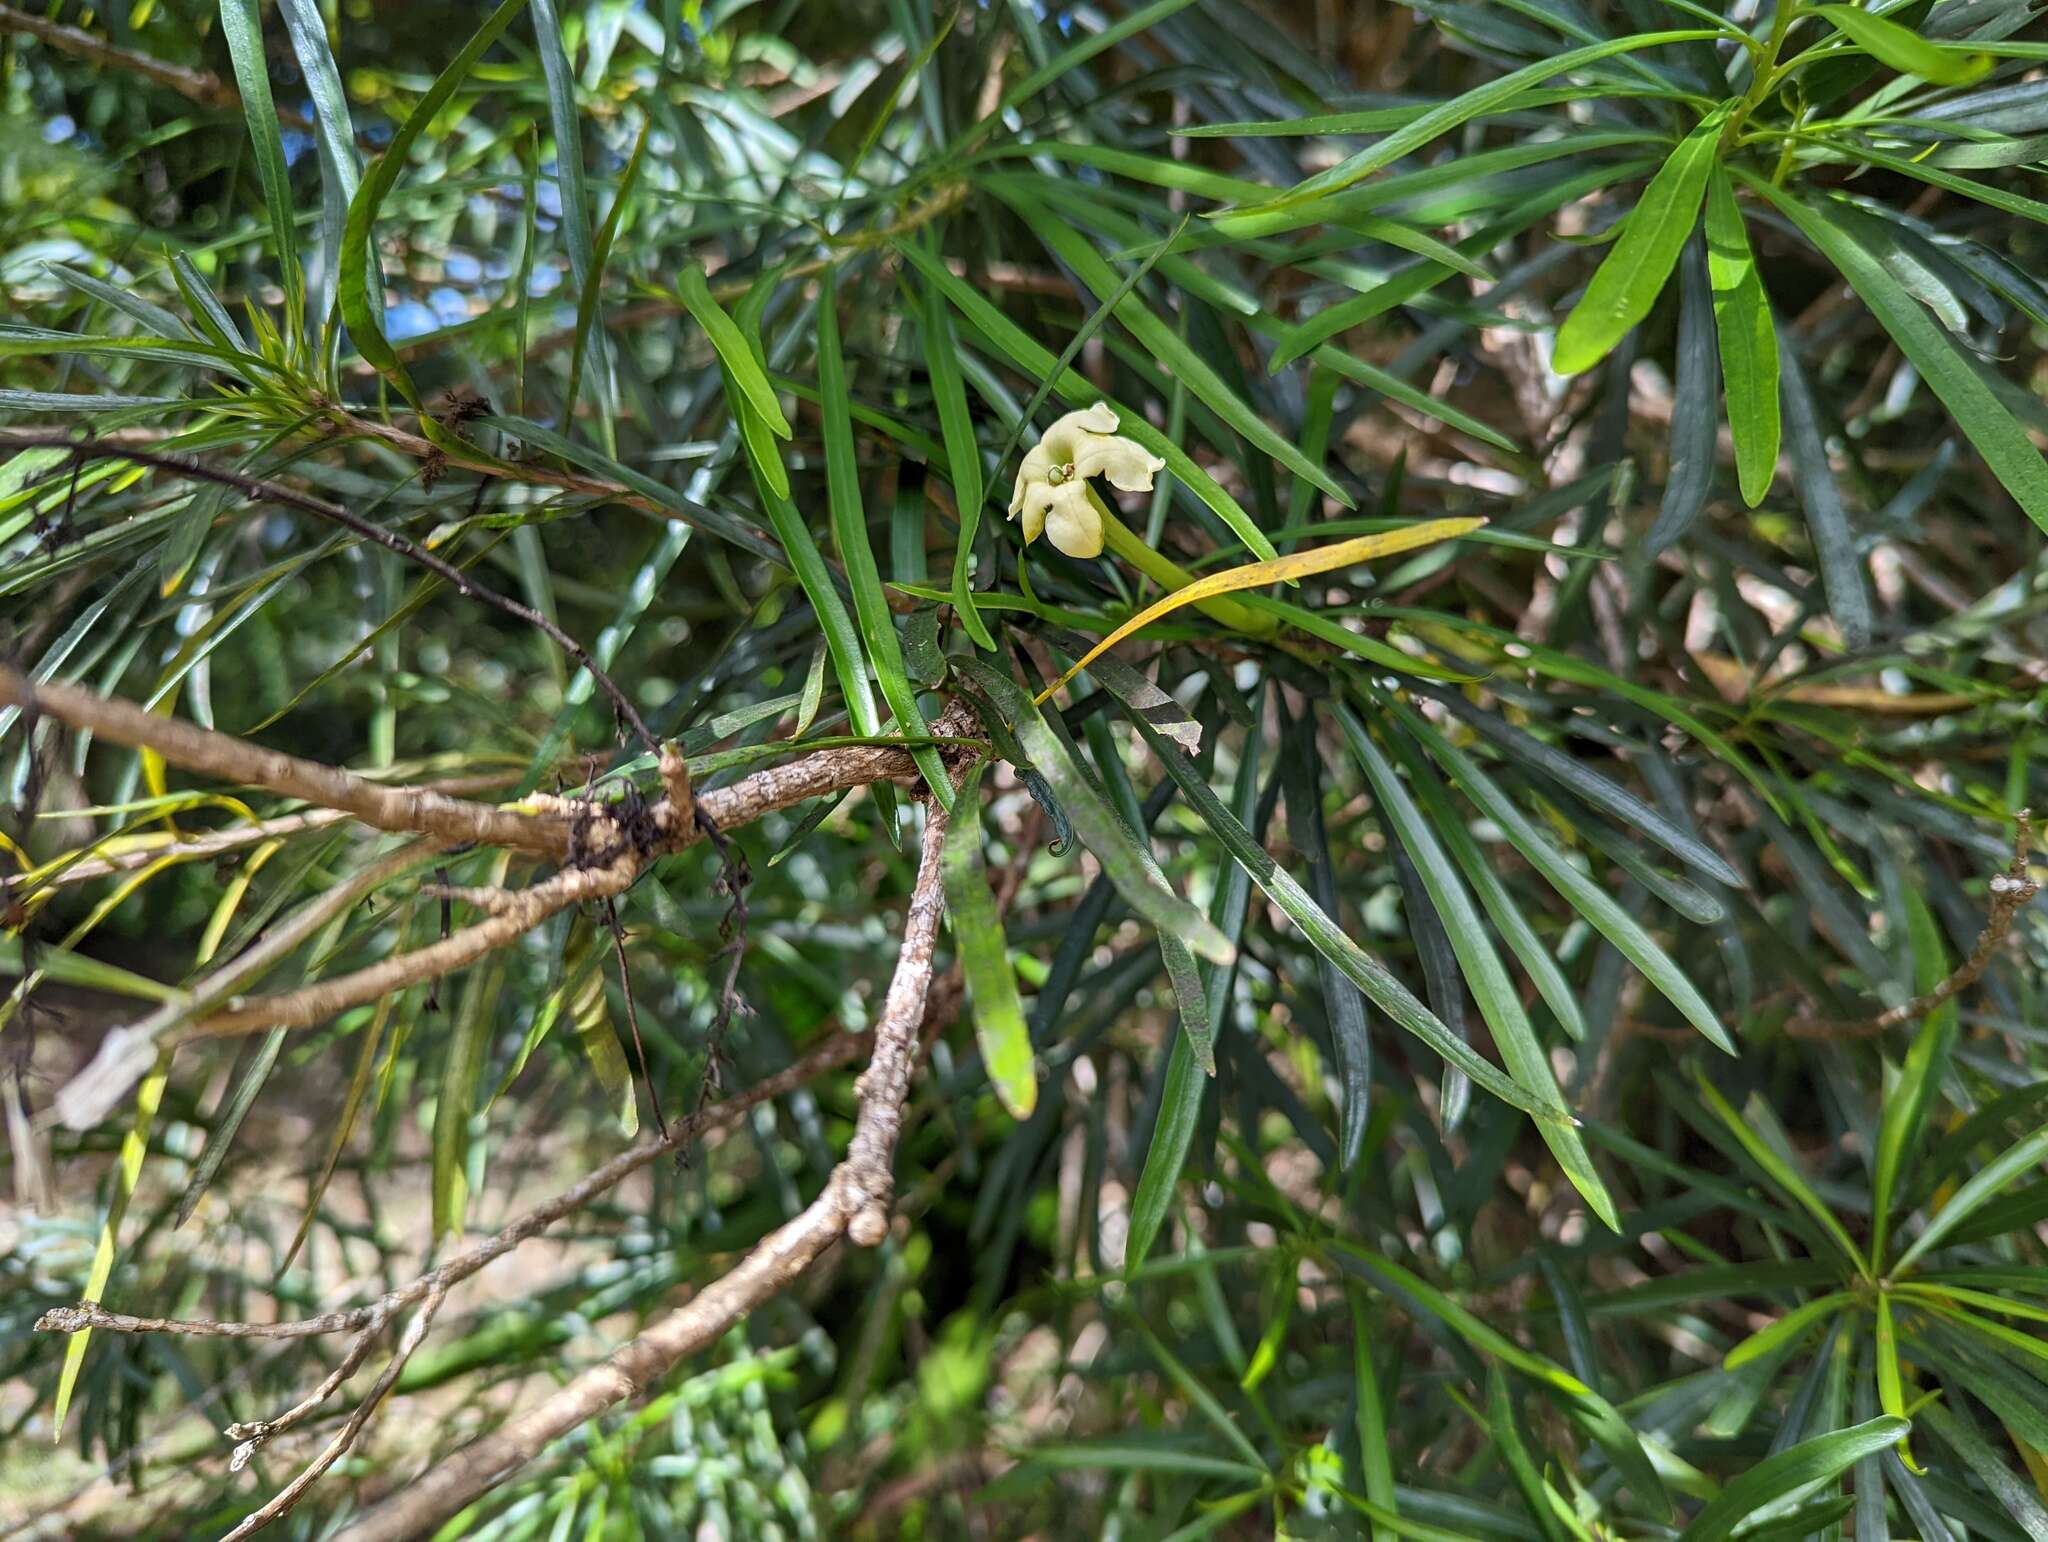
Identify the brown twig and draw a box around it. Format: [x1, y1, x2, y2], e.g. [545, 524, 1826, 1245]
[0, 670, 566, 858]
[1787, 813, 2039, 1040]
[46, 840, 442, 1131]
[35, 1022, 887, 1347]
[5, 669, 967, 872]
[218, 1285, 451, 1542]
[36, 959, 965, 1542]
[0, 4, 240, 109]
[328, 784, 964, 1542]
[180, 846, 639, 1041]
[20, 675, 980, 1134]
[3, 774, 517, 894]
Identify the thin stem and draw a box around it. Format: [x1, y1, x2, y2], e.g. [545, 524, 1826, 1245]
[1723, 0, 1803, 150]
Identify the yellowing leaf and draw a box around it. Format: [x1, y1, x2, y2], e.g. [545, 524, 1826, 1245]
[1034, 517, 1484, 705]
[51, 1052, 171, 1440]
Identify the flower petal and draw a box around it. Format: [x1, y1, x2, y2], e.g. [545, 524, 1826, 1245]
[1075, 435, 1166, 494]
[1040, 403, 1122, 462]
[1020, 490, 1048, 543]
[1010, 444, 1054, 515]
[1041, 481, 1103, 558]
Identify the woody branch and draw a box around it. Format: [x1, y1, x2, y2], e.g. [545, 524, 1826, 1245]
[2, 665, 980, 1130]
[330, 781, 963, 1542]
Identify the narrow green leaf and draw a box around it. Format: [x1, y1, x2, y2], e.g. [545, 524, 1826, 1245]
[1678, 1418, 1909, 1542]
[1349, 1290, 1401, 1540]
[1225, 30, 1720, 218]
[283, 987, 397, 1272]
[1138, 1323, 1268, 1473]
[572, 931, 636, 1136]
[1746, 175, 2048, 539]
[432, 948, 508, 1239]
[1920, 1400, 2048, 1542]
[943, 763, 1036, 1119]
[1489, 1367, 1573, 1542]
[1777, 325, 1873, 649]
[1025, 1442, 1264, 1481]
[51, 1054, 171, 1440]
[1125, 712, 1552, 1118]
[1725, 1292, 1853, 1369]
[1874, 1292, 1921, 1472]
[1821, 140, 2048, 232]
[1339, 708, 1616, 1229]
[955, 657, 1233, 963]
[217, 0, 303, 340]
[1871, 889, 1959, 1264]
[1645, 232, 1718, 554]
[1123, 720, 1263, 1274]
[480, 416, 774, 566]
[677, 265, 791, 439]
[1384, 732, 1587, 1044]
[991, 0, 1205, 116]
[275, 0, 360, 340]
[1180, 84, 1711, 138]
[530, 0, 614, 449]
[923, 275, 993, 649]
[170, 252, 248, 355]
[1813, 5, 1991, 84]
[1128, 1034, 1204, 1273]
[818, 272, 953, 808]
[1897, 1121, 2048, 1272]
[1422, 689, 1743, 888]
[172, 1026, 285, 1227]
[1281, 699, 1372, 1164]
[1704, 171, 1779, 508]
[0, 934, 181, 1003]
[275, 2, 360, 208]
[47, 265, 193, 342]
[1554, 106, 1728, 376]
[562, 119, 647, 435]
[1391, 702, 1735, 1054]
[1337, 1244, 1591, 1392]
[1259, 152, 1657, 382]
[1695, 1072, 1869, 1276]
[340, 0, 527, 402]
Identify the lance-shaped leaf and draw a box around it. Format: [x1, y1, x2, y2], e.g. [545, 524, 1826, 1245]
[1554, 105, 1729, 376]
[954, 657, 1233, 964]
[818, 271, 953, 808]
[1124, 711, 1554, 1120]
[1678, 1418, 1908, 1541]
[1340, 707, 1618, 1229]
[1747, 174, 2048, 539]
[943, 765, 1037, 1118]
[1646, 232, 1719, 554]
[1221, 29, 1720, 216]
[1036, 519, 1482, 705]
[340, 0, 527, 407]
[1392, 701, 1735, 1053]
[1705, 171, 1779, 508]
[1812, 4, 1990, 84]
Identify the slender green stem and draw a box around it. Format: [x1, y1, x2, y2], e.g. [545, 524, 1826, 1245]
[1723, 0, 1802, 150]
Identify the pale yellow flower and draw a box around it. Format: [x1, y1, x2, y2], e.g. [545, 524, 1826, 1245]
[1006, 403, 1166, 559]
